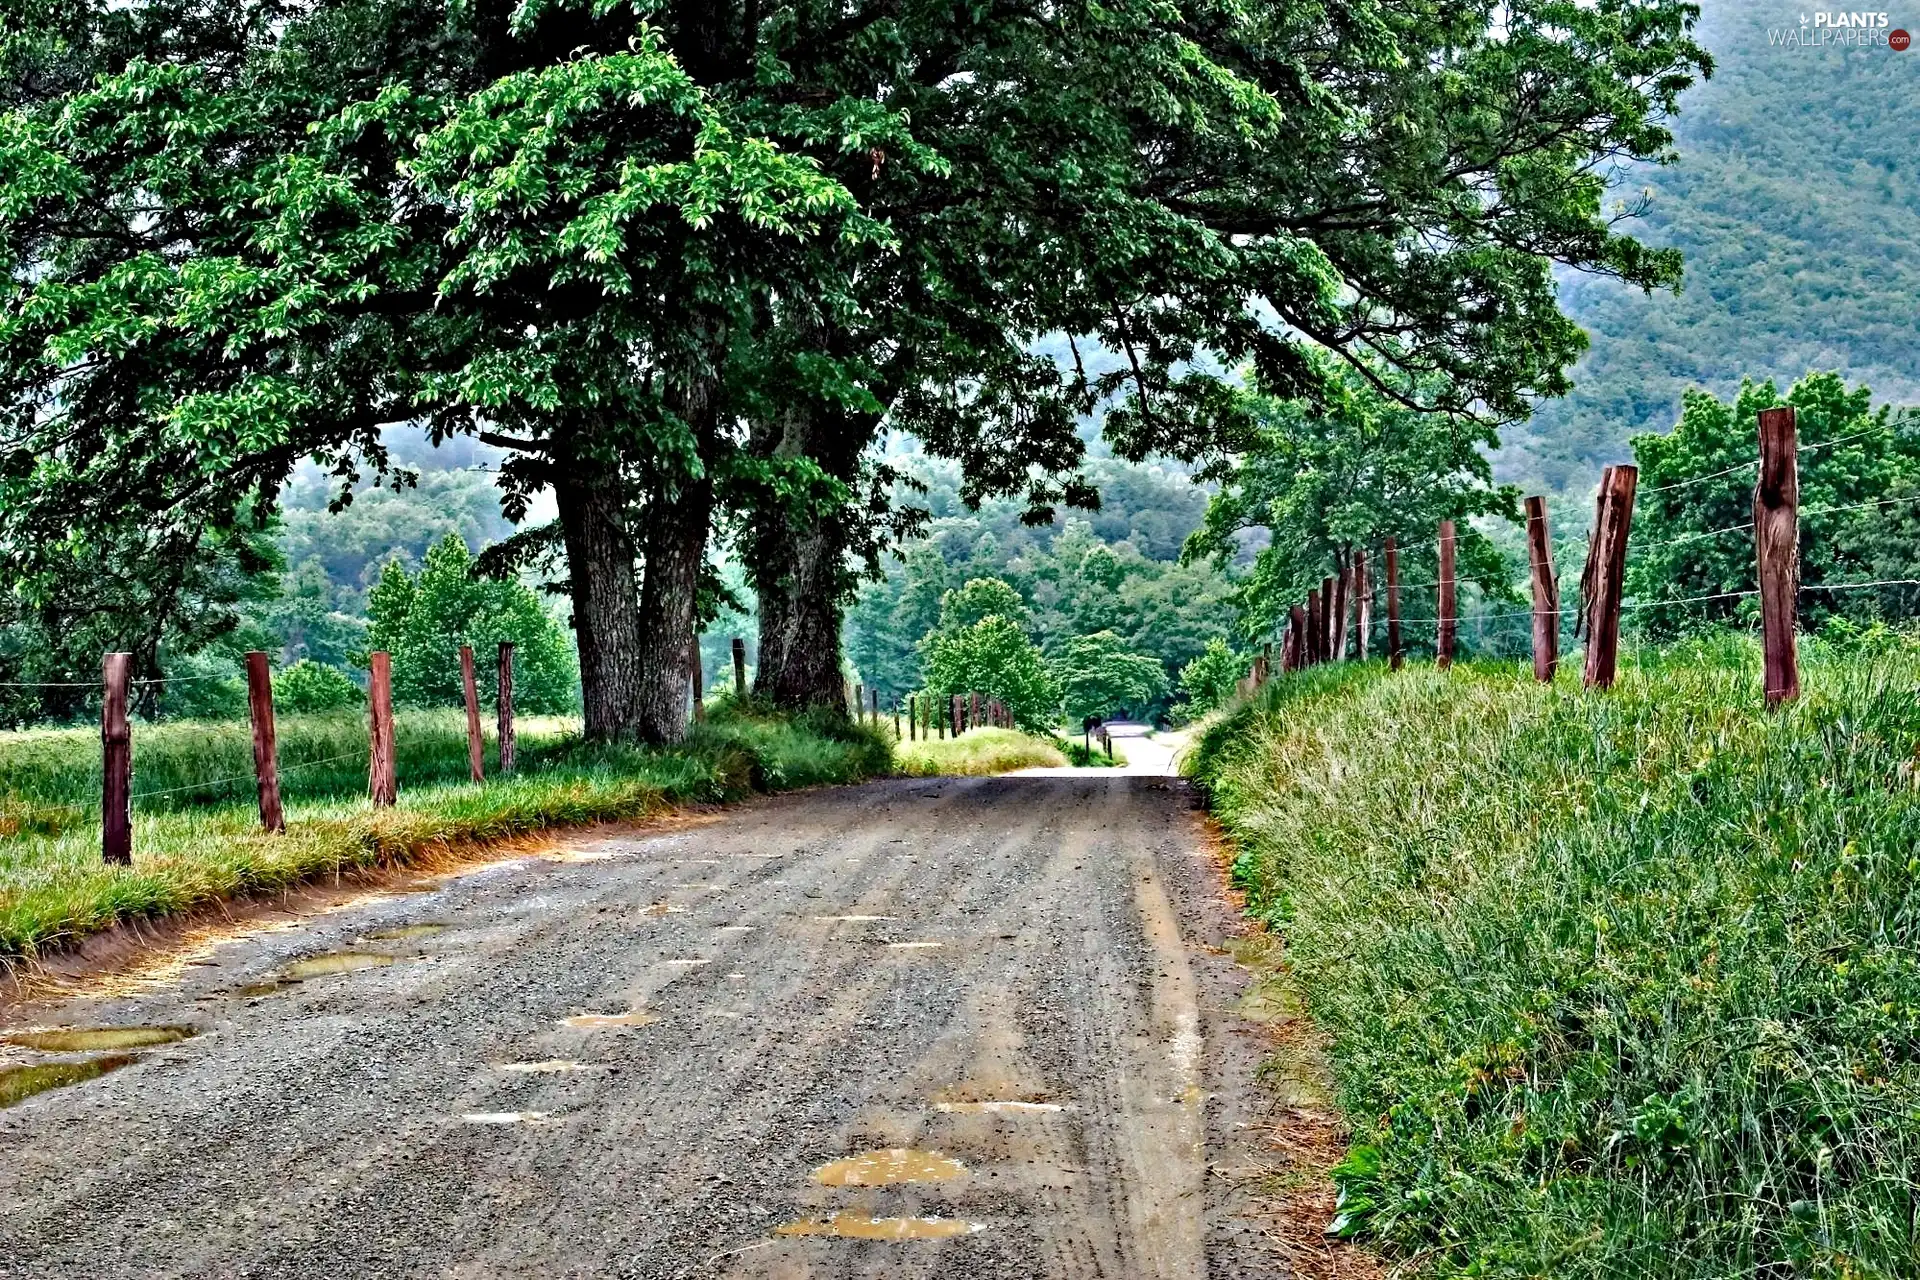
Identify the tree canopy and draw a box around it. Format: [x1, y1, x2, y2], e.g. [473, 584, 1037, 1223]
[0, 0, 1716, 739]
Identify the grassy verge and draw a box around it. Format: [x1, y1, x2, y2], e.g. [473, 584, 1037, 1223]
[1058, 737, 1120, 767]
[0, 705, 891, 958]
[1188, 641, 1920, 1278]
[0, 710, 585, 835]
[895, 726, 1067, 776]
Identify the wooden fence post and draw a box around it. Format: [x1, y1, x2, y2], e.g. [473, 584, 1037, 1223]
[950, 693, 961, 737]
[1385, 536, 1403, 670]
[1331, 561, 1349, 662]
[732, 636, 747, 698]
[894, 698, 901, 737]
[1305, 591, 1323, 668]
[1525, 497, 1558, 683]
[970, 691, 980, 730]
[690, 635, 705, 723]
[854, 683, 864, 723]
[1756, 406, 1800, 707]
[1581, 464, 1638, 690]
[1320, 576, 1336, 663]
[1287, 605, 1306, 672]
[368, 650, 397, 807]
[497, 642, 516, 775]
[1436, 520, 1457, 669]
[245, 651, 284, 833]
[459, 645, 485, 782]
[874, 686, 882, 726]
[1355, 550, 1371, 661]
[101, 652, 132, 865]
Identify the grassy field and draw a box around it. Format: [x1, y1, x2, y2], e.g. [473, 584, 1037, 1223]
[0, 705, 892, 958]
[895, 727, 1068, 776]
[1188, 639, 1920, 1278]
[0, 710, 582, 836]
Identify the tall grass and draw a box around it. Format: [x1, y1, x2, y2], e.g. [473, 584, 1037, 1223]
[0, 710, 585, 835]
[1190, 643, 1920, 1278]
[895, 726, 1068, 776]
[0, 705, 893, 957]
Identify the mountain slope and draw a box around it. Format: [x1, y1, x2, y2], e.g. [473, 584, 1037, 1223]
[1500, 3, 1920, 496]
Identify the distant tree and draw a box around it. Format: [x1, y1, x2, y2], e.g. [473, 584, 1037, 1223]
[261, 558, 367, 670]
[1629, 373, 1920, 636]
[1186, 363, 1521, 645]
[1178, 639, 1245, 717]
[273, 659, 362, 713]
[366, 535, 578, 714]
[938, 579, 1031, 633]
[1052, 632, 1169, 725]
[919, 617, 1058, 732]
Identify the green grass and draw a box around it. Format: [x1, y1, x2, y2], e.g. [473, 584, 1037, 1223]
[0, 709, 584, 835]
[895, 726, 1068, 776]
[0, 705, 892, 958]
[1188, 640, 1920, 1278]
[1058, 737, 1120, 767]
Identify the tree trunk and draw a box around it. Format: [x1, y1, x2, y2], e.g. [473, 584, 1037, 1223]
[631, 468, 712, 744]
[554, 464, 647, 742]
[755, 513, 852, 714]
[746, 392, 871, 717]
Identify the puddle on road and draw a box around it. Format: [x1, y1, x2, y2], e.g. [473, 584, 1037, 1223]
[1, 1055, 136, 1107]
[364, 923, 447, 941]
[286, 952, 398, 980]
[561, 1011, 659, 1029]
[237, 951, 399, 997]
[5, 1025, 195, 1053]
[775, 1211, 983, 1241]
[934, 1100, 1066, 1115]
[496, 1060, 589, 1073]
[812, 1148, 967, 1186]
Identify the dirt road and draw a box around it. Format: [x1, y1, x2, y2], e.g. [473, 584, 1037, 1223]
[0, 775, 1289, 1278]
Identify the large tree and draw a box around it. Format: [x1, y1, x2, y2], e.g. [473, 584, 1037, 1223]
[0, 0, 897, 742]
[0, 0, 1711, 738]
[731, 0, 1711, 710]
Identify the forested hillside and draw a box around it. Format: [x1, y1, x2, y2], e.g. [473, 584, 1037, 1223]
[840, 443, 1242, 713]
[1502, 4, 1920, 496]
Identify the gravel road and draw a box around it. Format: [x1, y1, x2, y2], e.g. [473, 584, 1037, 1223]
[0, 775, 1288, 1278]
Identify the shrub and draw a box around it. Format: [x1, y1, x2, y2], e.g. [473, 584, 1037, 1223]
[273, 659, 362, 712]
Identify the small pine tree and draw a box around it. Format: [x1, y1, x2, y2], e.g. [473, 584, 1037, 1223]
[365, 534, 579, 713]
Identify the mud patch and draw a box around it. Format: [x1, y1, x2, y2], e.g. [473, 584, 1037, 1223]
[1, 1054, 135, 1107]
[561, 1011, 659, 1029]
[5, 1025, 196, 1053]
[775, 1212, 983, 1241]
[496, 1060, 588, 1074]
[812, 1148, 967, 1186]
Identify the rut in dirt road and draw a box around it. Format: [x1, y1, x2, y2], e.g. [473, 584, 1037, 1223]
[0, 775, 1291, 1278]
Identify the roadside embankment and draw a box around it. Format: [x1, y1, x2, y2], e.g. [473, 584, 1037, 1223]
[0, 705, 891, 959]
[1187, 644, 1920, 1277]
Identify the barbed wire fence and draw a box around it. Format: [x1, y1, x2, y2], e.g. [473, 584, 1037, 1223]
[1251, 405, 1898, 707]
[0, 642, 527, 864]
